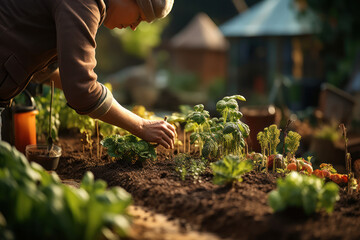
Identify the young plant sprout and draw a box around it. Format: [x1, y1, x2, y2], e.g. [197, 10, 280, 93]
[247, 152, 266, 172]
[339, 124, 358, 194]
[257, 132, 269, 159]
[211, 154, 253, 186]
[257, 125, 282, 172]
[284, 131, 301, 159]
[183, 96, 249, 160]
[216, 95, 246, 124]
[267, 125, 281, 155]
[186, 104, 210, 156]
[101, 134, 157, 165]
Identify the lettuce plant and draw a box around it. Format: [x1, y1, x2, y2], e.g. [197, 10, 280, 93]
[211, 155, 253, 185]
[268, 172, 340, 215]
[101, 134, 157, 164]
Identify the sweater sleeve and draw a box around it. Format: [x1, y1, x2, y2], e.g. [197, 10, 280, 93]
[54, 0, 112, 118]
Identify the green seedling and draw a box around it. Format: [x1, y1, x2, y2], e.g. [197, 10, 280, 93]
[34, 88, 62, 142]
[185, 95, 249, 160]
[268, 172, 340, 215]
[211, 154, 253, 186]
[216, 95, 246, 124]
[284, 131, 301, 159]
[185, 104, 210, 156]
[174, 153, 207, 181]
[257, 125, 281, 171]
[101, 134, 157, 164]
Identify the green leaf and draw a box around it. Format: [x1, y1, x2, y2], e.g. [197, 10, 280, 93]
[193, 104, 204, 112]
[216, 100, 226, 113]
[226, 99, 238, 109]
[81, 172, 95, 193]
[211, 155, 253, 185]
[268, 172, 339, 215]
[232, 95, 246, 101]
[223, 122, 238, 134]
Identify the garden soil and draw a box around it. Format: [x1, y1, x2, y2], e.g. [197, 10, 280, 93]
[55, 132, 360, 240]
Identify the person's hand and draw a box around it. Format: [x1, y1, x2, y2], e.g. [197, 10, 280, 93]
[135, 119, 176, 149]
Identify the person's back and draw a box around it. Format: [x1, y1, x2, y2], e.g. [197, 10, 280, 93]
[0, 0, 177, 149]
[0, 0, 106, 105]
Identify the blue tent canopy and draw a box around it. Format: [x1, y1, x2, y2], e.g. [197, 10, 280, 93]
[220, 0, 320, 37]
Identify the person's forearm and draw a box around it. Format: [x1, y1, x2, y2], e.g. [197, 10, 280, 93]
[98, 99, 143, 136]
[97, 98, 176, 149]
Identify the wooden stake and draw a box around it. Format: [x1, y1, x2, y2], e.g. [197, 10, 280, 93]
[95, 120, 100, 159]
[340, 123, 353, 194]
[183, 131, 186, 153]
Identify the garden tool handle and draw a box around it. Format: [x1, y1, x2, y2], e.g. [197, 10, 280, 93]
[47, 80, 54, 152]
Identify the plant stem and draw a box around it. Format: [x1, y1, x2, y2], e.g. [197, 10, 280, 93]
[340, 123, 353, 194]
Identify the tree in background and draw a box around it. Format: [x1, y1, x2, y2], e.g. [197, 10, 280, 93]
[112, 19, 170, 58]
[306, 0, 360, 88]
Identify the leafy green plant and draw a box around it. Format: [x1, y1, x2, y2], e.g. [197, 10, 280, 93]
[36, 84, 125, 140]
[216, 95, 245, 124]
[284, 131, 302, 158]
[34, 88, 62, 142]
[113, 17, 169, 58]
[186, 104, 211, 156]
[184, 95, 250, 159]
[257, 125, 282, 171]
[257, 125, 281, 156]
[314, 123, 341, 142]
[0, 141, 132, 240]
[268, 172, 340, 215]
[215, 95, 249, 155]
[101, 134, 157, 164]
[211, 155, 253, 186]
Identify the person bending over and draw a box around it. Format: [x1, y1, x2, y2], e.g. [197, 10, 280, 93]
[0, 0, 176, 148]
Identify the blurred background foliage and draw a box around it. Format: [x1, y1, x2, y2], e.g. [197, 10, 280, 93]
[94, 0, 249, 77]
[112, 18, 170, 58]
[93, 0, 360, 115]
[306, 0, 360, 88]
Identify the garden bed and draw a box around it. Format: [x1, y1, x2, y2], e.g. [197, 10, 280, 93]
[55, 132, 360, 240]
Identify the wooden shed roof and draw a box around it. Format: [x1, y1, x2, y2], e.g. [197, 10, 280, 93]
[169, 12, 229, 51]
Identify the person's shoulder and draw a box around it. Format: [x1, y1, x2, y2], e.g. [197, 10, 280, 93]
[55, 0, 104, 11]
[54, 0, 105, 21]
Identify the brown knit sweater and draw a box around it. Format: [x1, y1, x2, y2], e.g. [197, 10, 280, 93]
[0, 0, 113, 118]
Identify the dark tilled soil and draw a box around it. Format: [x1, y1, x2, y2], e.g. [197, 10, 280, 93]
[55, 133, 360, 240]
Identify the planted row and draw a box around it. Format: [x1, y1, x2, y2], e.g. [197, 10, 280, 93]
[0, 141, 132, 240]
